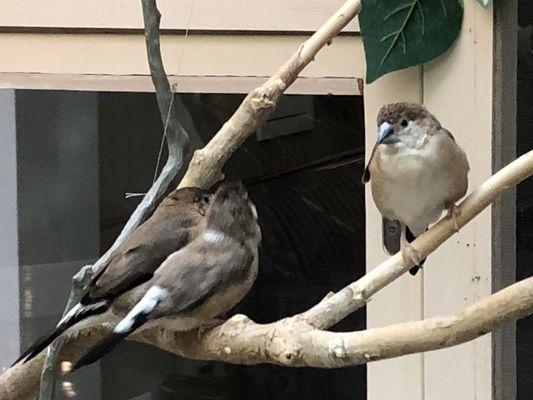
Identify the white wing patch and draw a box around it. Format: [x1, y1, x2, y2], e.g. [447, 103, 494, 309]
[57, 300, 108, 326]
[202, 230, 226, 244]
[114, 286, 167, 334]
[58, 303, 82, 326]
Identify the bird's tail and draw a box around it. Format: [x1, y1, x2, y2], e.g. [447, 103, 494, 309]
[12, 300, 109, 366]
[12, 325, 69, 366]
[72, 285, 167, 370]
[72, 310, 149, 370]
[72, 331, 129, 370]
[406, 226, 427, 276]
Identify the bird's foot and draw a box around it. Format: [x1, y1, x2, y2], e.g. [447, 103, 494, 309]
[445, 202, 461, 233]
[401, 244, 422, 267]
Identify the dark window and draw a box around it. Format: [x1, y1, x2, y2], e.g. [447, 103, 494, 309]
[16, 90, 367, 399]
[100, 93, 366, 400]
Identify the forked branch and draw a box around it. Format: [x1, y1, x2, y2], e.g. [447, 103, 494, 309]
[1, 151, 532, 400]
[1, 0, 531, 399]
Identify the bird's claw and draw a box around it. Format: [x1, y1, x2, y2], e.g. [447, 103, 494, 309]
[445, 202, 461, 233]
[401, 244, 422, 267]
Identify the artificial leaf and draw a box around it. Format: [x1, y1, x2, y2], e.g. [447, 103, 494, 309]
[475, 0, 491, 8]
[360, 0, 464, 83]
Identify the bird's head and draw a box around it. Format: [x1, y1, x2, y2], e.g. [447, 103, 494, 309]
[165, 187, 213, 216]
[205, 182, 260, 240]
[376, 103, 440, 149]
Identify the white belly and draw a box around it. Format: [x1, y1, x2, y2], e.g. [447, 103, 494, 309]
[376, 149, 455, 235]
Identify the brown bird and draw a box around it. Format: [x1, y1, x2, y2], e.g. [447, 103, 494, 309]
[72, 182, 261, 369]
[14, 186, 211, 365]
[363, 103, 469, 275]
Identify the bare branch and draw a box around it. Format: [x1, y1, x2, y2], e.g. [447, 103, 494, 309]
[178, 0, 362, 189]
[36, 1, 190, 398]
[134, 274, 533, 368]
[105, 0, 189, 267]
[301, 149, 533, 328]
[2, 151, 532, 400]
[4, 0, 531, 396]
[2, 264, 532, 400]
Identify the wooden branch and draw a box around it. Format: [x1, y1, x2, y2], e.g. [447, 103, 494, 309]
[2, 269, 532, 400]
[3, 0, 531, 395]
[137, 274, 533, 367]
[36, 1, 190, 399]
[6, 1, 365, 399]
[2, 151, 532, 400]
[301, 149, 533, 329]
[12, 1, 363, 398]
[107, 0, 189, 261]
[178, 0, 362, 189]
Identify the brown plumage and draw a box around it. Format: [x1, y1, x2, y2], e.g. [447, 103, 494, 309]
[73, 182, 261, 370]
[363, 103, 469, 275]
[84, 187, 211, 303]
[13, 186, 211, 365]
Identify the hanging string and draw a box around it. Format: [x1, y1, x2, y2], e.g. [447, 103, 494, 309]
[152, 91, 176, 184]
[151, 0, 197, 184]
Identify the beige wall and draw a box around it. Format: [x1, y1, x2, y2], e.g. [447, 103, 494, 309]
[364, 67, 425, 400]
[0, 1, 506, 399]
[0, 0, 361, 94]
[0, 0, 359, 32]
[0, 33, 363, 94]
[365, 3, 496, 400]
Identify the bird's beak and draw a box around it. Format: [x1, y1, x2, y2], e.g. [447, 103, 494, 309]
[377, 122, 399, 145]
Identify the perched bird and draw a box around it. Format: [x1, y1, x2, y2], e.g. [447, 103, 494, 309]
[72, 181, 261, 369]
[14, 186, 211, 365]
[363, 103, 469, 275]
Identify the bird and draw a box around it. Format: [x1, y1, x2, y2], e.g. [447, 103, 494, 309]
[71, 181, 261, 370]
[363, 102, 469, 275]
[13, 186, 212, 365]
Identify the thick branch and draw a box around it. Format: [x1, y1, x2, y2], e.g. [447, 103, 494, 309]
[301, 150, 533, 329]
[302, 275, 533, 367]
[178, 0, 362, 189]
[135, 274, 533, 367]
[2, 151, 532, 400]
[2, 272, 532, 400]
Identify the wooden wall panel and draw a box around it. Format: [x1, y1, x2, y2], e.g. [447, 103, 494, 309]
[0, 34, 364, 93]
[364, 67, 424, 400]
[422, 4, 494, 400]
[366, 5, 499, 400]
[0, 0, 359, 32]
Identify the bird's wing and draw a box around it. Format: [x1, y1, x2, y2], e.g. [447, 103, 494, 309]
[440, 127, 457, 141]
[82, 211, 199, 304]
[436, 128, 470, 202]
[154, 240, 255, 317]
[72, 241, 254, 370]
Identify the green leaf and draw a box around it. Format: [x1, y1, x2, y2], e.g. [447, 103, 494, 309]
[475, 0, 491, 8]
[360, 0, 463, 83]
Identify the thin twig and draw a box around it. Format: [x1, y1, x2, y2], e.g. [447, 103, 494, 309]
[178, 0, 362, 189]
[36, 1, 190, 398]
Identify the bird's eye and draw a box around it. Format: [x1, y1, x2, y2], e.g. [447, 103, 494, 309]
[197, 194, 212, 204]
[401, 119, 408, 127]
